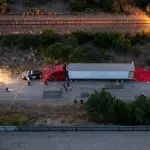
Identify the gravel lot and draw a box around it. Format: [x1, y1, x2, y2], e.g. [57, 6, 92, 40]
[1, 131, 150, 150]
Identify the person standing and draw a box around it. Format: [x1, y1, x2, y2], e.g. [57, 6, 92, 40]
[6, 87, 9, 92]
[27, 76, 31, 86]
[28, 81, 31, 86]
[44, 80, 48, 85]
[63, 83, 65, 88]
[67, 81, 70, 87]
[69, 86, 72, 91]
[65, 87, 68, 92]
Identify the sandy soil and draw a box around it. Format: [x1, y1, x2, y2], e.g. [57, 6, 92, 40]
[0, 104, 89, 125]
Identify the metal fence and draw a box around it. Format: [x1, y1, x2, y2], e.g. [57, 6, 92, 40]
[1, 125, 150, 132]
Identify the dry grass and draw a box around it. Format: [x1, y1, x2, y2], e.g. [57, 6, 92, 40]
[0, 104, 90, 125]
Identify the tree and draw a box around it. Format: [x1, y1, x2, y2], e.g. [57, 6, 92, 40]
[112, 0, 120, 13]
[131, 95, 150, 125]
[17, 35, 39, 49]
[113, 99, 129, 124]
[114, 35, 131, 51]
[1, 0, 7, 15]
[117, 0, 128, 12]
[146, 3, 150, 13]
[132, 44, 143, 57]
[40, 29, 58, 46]
[72, 31, 94, 45]
[135, 0, 149, 8]
[0, 35, 18, 47]
[69, 0, 87, 12]
[24, 0, 34, 7]
[85, 89, 116, 123]
[64, 36, 78, 47]
[100, 0, 112, 11]
[46, 43, 63, 62]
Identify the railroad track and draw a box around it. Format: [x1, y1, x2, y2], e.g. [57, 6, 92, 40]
[0, 18, 150, 35]
[1, 19, 150, 25]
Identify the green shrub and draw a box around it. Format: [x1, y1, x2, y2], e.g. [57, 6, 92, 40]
[1, 31, 150, 63]
[130, 95, 150, 125]
[85, 89, 116, 123]
[93, 32, 120, 48]
[24, 0, 34, 7]
[0, 34, 39, 49]
[68, 0, 148, 13]
[114, 35, 131, 51]
[132, 44, 144, 57]
[40, 29, 58, 46]
[85, 90, 150, 125]
[71, 31, 94, 45]
[69, 0, 87, 12]
[1, 115, 30, 125]
[0, 35, 18, 47]
[17, 35, 40, 49]
[135, 0, 149, 10]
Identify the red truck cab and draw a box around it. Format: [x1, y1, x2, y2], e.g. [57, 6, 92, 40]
[42, 64, 66, 81]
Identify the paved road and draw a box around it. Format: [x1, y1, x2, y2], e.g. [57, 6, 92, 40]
[1, 131, 150, 150]
[0, 75, 150, 104]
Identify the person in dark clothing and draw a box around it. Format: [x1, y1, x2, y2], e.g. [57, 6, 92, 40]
[69, 86, 72, 91]
[6, 88, 9, 92]
[67, 82, 70, 87]
[28, 81, 31, 86]
[74, 100, 77, 104]
[63, 83, 65, 88]
[26, 76, 31, 86]
[44, 80, 48, 85]
[80, 100, 83, 104]
[65, 87, 68, 92]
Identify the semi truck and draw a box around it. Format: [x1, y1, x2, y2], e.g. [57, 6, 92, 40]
[42, 62, 135, 81]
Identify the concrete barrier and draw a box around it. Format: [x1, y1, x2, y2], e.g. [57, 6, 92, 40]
[133, 126, 148, 131]
[0, 126, 18, 132]
[0, 125, 150, 132]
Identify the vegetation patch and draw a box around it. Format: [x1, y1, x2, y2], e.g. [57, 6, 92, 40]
[4, 0, 150, 14]
[0, 114, 32, 125]
[0, 90, 150, 125]
[86, 90, 150, 125]
[68, 0, 149, 14]
[0, 104, 89, 125]
[0, 29, 150, 65]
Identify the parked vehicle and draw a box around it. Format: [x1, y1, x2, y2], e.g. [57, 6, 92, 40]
[42, 62, 135, 81]
[21, 70, 42, 80]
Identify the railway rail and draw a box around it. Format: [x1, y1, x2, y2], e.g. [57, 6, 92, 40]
[0, 19, 150, 25]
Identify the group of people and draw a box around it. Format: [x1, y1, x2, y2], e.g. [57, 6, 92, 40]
[62, 81, 72, 92]
[27, 80, 47, 86]
[26, 78, 72, 93]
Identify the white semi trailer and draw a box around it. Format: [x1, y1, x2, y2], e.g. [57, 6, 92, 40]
[66, 62, 134, 80]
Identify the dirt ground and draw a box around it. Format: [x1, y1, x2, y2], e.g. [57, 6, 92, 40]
[0, 42, 150, 72]
[0, 103, 89, 125]
[0, 47, 44, 73]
